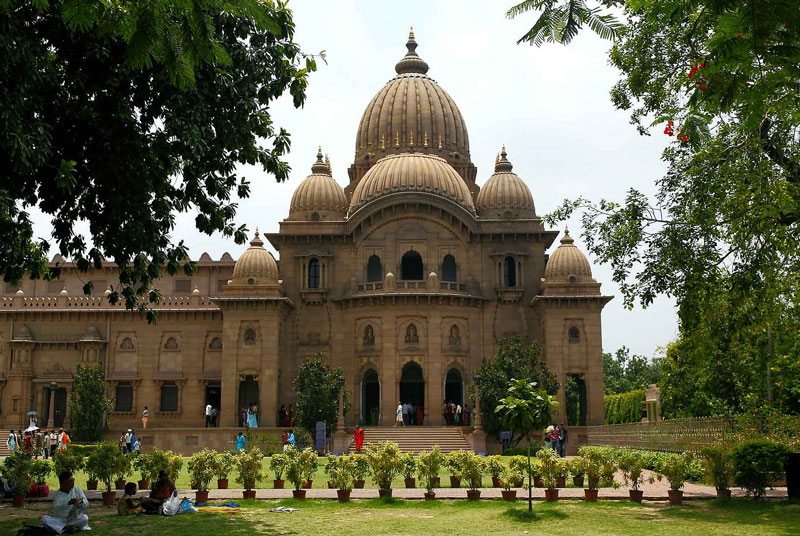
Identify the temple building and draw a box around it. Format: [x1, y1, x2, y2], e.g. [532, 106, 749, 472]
[0, 31, 612, 436]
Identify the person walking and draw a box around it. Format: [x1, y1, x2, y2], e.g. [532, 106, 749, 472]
[6, 429, 16, 454]
[558, 424, 567, 458]
[354, 426, 365, 452]
[41, 430, 49, 459]
[141, 406, 149, 429]
[549, 424, 560, 453]
[58, 428, 70, 452]
[124, 429, 133, 453]
[455, 403, 462, 426]
[129, 430, 137, 453]
[394, 403, 404, 427]
[211, 406, 218, 428]
[235, 432, 246, 451]
[49, 429, 58, 458]
[205, 403, 213, 428]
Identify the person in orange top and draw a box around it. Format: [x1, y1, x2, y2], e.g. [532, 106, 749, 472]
[57, 428, 71, 452]
[354, 426, 365, 452]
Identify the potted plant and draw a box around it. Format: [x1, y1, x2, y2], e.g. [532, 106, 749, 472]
[537, 448, 561, 502]
[270, 453, 288, 489]
[85, 442, 124, 505]
[2, 452, 34, 507]
[400, 452, 417, 488]
[508, 456, 527, 487]
[52, 448, 86, 487]
[701, 445, 734, 499]
[446, 450, 465, 488]
[416, 447, 444, 500]
[486, 455, 504, 488]
[568, 457, 585, 487]
[500, 466, 522, 501]
[30, 459, 53, 498]
[286, 447, 317, 499]
[114, 453, 133, 490]
[618, 451, 653, 503]
[365, 441, 402, 499]
[147, 447, 184, 484]
[555, 458, 569, 488]
[234, 447, 264, 499]
[460, 452, 486, 500]
[351, 454, 370, 489]
[577, 447, 618, 502]
[531, 460, 544, 488]
[216, 451, 234, 489]
[133, 453, 154, 490]
[302, 449, 319, 489]
[656, 452, 694, 506]
[324, 455, 339, 489]
[188, 448, 218, 504]
[328, 455, 356, 502]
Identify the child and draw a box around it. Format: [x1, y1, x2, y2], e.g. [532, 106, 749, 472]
[117, 482, 143, 515]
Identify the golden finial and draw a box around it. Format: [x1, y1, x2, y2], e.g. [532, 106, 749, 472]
[316, 146, 323, 160]
[380, 133, 386, 150]
[501, 145, 507, 158]
[437, 133, 443, 150]
[255, 226, 259, 236]
[423, 132, 428, 147]
[408, 131, 415, 147]
[409, 27, 414, 40]
[394, 132, 400, 147]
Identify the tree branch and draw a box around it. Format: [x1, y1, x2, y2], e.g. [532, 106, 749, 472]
[759, 118, 800, 183]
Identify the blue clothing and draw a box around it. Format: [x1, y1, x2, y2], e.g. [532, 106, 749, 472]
[247, 410, 258, 429]
[235, 435, 246, 451]
[287, 433, 295, 446]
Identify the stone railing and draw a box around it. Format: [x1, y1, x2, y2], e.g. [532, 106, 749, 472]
[0, 294, 218, 310]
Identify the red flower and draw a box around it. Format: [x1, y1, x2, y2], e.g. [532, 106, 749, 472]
[682, 136, 688, 142]
[668, 120, 674, 126]
[700, 86, 707, 92]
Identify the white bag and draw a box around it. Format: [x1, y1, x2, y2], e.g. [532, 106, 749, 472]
[162, 491, 181, 517]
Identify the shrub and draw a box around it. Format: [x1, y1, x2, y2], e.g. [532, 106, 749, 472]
[460, 452, 486, 490]
[188, 449, 219, 491]
[351, 454, 370, 482]
[114, 453, 134, 483]
[604, 389, 646, 424]
[536, 448, 561, 489]
[732, 440, 789, 498]
[216, 452, 235, 480]
[446, 450, 470, 480]
[2, 452, 34, 494]
[700, 446, 734, 490]
[144, 447, 183, 482]
[327, 455, 355, 491]
[284, 446, 318, 491]
[400, 452, 417, 480]
[416, 446, 445, 492]
[486, 455, 504, 477]
[269, 453, 288, 480]
[500, 465, 523, 491]
[365, 441, 402, 490]
[567, 457, 585, 477]
[52, 448, 85, 476]
[502, 445, 543, 457]
[618, 451, 653, 491]
[85, 442, 123, 491]
[576, 447, 617, 489]
[234, 447, 264, 490]
[655, 452, 695, 491]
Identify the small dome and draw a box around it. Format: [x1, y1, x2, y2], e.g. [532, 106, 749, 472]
[349, 153, 475, 214]
[288, 148, 348, 221]
[544, 229, 592, 281]
[231, 230, 279, 285]
[476, 147, 535, 218]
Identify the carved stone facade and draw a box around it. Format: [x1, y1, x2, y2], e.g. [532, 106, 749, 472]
[0, 31, 611, 431]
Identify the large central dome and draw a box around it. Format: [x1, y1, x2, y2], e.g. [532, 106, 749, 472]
[346, 30, 477, 197]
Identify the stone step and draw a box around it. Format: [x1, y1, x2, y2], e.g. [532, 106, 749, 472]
[346, 426, 471, 454]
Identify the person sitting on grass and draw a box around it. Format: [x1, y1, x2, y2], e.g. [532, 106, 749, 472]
[43, 471, 90, 533]
[140, 470, 176, 515]
[117, 482, 143, 516]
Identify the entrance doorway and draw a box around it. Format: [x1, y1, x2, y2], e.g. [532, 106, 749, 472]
[444, 368, 463, 407]
[399, 362, 424, 425]
[42, 387, 68, 428]
[565, 374, 587, 426]
[361, 369, 380, 425]
[238, 376, 259, 427]
[205, 384, 221, 425]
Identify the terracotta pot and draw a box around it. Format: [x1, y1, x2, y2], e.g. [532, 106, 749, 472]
[242, 490, 256, 499]
[556, 477, 566, 488]
[431, 477, 441, 488]
[303, 480, 313, 489]
[544, 488, 559, 502]
[491, 476, 501, 488]
[716, 488, 731, 499]
[378, 488, 392, 499]
[584, 488, 599, 502]
[102, 491, 117, 506]
[12, 493, 25, 507]
[629, 489, 644, 503]
[573, 476, 584, 488]
[337, 490, 351, 503]
[534, 477, 543, 488]
[501, 490, 517, 502]
[449, 476, 461, 488]
[404, 478, 416, 488]
[292, 489, 306, 500]
[217, 479, 228, 490]
[354, 480, 365, 489]
[115, 479, 126, 490]
[668, 489, 683, 506]
[424, 491, 436, 500]
[273, 479, 285, 489]
[467, 489, 481, 501]
[138, 480, 150, 490]
[86, 480, 98, 491]
[195, 490, 209, 504]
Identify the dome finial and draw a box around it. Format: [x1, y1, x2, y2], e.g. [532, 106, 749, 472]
[561, 228, 574, 245]
[311, 146, 330, 174]
[250, 228, 264, 247]
[495, 145, 513, 172]
[395, 28, 429, 75]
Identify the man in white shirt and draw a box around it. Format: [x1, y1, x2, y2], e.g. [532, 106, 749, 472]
[394, 403, 404, 427]
[123, 429, 132, 453]
[205, 404, 213, 427]
[43, 471, 90, 533]
[49, 429, 59, 458]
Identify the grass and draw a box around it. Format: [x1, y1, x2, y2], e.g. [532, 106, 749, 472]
[0, 498, 798, 535]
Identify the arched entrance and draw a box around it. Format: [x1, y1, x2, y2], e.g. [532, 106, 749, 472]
[401, 250, 424, 280]
[444, 368, 463, 407]
[361, 369, 380, 425]
[238, 376, 259, 427]
[399, 362, 425, 425]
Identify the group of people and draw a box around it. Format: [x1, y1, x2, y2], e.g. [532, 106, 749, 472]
[204, 404, 219, 427]
[277, 404, 294, 427]
[279, 429, 296, 451]
[6, 428, 70, 458]
[443, 400, 470, 426]
[394, 402, 424, 426]
[546, 423, 568, 457]
[117, 428, 141, 454]
[240, 404, 259, 428]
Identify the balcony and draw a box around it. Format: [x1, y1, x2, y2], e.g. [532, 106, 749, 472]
[339, 277, 484, 309]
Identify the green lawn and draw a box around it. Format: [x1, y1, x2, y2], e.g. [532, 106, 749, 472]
[1, 498, 798, 535]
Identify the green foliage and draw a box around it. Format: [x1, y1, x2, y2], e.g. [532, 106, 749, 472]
[188, 449, 219, 491]
[215, 452, 234, 480]
[604, 390, 646, 424]
[415, 446, 444, 492]
[486, 455, 505, 478]
[499, 465, 523, 491]
[459, 452, 486, 491]
[502, 445, 543, 457]
[576, 447, 618, 489]
[85, 442, 124, 491]
[655, 452, 695, 491]
[535, 448, 561, 489]
[52, 448, 85, 475]
[351, 454, 371, 481]
[1, 452, 34, 494]
[603, 347, 663, 395]
[144, 447, 183, 482]
[326, 455, 356, 491]
[269, 453, 288, 480]
[732, 440, 790, 498]
[233, 447, 264, 490]
[70, 363, 113, 442]
[30, 459, 53, 484]
[506, 0, 623, 46]
[617, 451, 653, 492]
[399, 452, 417, 480]
[495, 378, 559, 443]
[293, 354, 349, 434]
[114, 453, 134, 481]
[700, 445, 734, 490]
[475, 335, 559, 441]
[365, 441, 402, 491]
[284, 446, 318, 491]
[0, 0, 319, 319]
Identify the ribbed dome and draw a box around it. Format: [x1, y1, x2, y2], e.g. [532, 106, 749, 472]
[544, 230, 592, 281]
[349, 153, 475, 213]
[288, 148, 348, 221]
[231, 230, 279, 285]
[353, 30, 471, 170]
[476, 147, 536, 218]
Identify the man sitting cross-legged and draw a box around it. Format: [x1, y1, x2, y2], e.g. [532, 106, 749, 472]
[43, 471, 90, 533]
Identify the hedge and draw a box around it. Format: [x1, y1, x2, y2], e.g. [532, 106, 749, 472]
[604, 389, 646, 424]
[581, 446, 704, 482]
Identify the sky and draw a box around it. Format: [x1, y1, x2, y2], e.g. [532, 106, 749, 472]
[32, 0, 678, 358]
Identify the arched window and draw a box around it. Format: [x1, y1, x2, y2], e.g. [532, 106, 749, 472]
[441, 254, 457, 282]
[503, 256, 516, 287]
[401, 250, 423, 280]
[568, 275, 577, 283]
[308, 258, 320, 288]
[367, 255, 382, 282]
[568, 327, 580, 343]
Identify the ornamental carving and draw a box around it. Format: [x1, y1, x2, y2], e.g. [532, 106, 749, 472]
[363, 325, 375, 347]
[244, 328, 257, 345]
[209, 337, 222, 350]
[164, 337, 179, 350]
[120, 337, 135, 351]
[448, 325, 461, 347]
[405, 324, 419, 344]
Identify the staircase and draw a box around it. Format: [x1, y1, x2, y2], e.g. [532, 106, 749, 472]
[347, 426, 471, 454]
[0, 430, 9, 457]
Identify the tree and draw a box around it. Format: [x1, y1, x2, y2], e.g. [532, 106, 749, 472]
[473, 335, 559, 441]
[506, 0, 622, 46]
[495, 379, 559, 511]
[70, 363, 113, 442]
[292, 353, 350, 434]
[1, 1, 319, 321]
[603, 346, 662, 395]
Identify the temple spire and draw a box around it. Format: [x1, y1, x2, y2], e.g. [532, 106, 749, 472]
[395, 27, 429, 75]
[311, 146, 330, 174]
[494, 145, 513, 172]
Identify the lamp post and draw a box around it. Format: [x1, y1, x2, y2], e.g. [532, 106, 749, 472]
[472, 374, 482, 432]
[48, 381, 57, 428]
